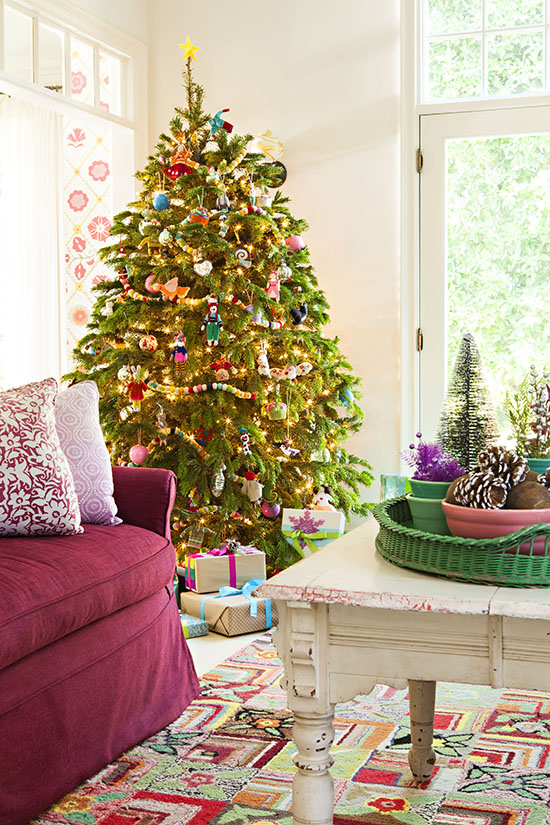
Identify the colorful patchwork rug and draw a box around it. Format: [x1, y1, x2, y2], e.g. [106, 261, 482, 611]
[33, 633, 550, 825]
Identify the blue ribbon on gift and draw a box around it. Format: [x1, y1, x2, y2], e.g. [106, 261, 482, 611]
[200, 578, 272, 628]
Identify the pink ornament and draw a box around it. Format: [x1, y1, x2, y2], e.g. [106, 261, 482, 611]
[145, 274, 161, 294]
[285, 234, 305, 253]
[129, 444, 149, 465]
[261, 500, 281, 518]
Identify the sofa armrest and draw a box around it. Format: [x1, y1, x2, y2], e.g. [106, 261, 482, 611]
[112, 466, 177, 541]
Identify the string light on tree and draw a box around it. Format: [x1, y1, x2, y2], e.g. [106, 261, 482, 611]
[66, 39, 372, 572]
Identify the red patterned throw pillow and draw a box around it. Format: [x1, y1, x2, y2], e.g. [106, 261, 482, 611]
[0, 378, 83, 536]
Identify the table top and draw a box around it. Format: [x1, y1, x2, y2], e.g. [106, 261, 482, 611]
[258, 517, 550, 620]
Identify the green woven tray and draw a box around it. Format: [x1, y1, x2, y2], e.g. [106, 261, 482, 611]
[374, 496, 550, 587]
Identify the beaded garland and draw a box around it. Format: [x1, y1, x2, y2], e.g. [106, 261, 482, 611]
[145, 377, 256, 400]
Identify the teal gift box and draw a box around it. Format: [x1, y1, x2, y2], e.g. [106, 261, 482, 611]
[179, 611, 209, 639]
[282, 508, 345, 557]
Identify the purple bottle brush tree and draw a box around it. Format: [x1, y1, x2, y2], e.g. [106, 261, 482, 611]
[402, 433, 466, 482]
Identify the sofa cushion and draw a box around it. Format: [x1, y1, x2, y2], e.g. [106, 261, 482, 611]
[0, 523, 176, 670]
[0, 378, 82, 537]
[55, 381, 121, 526]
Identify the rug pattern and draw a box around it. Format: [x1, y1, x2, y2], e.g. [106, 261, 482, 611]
[32, 634, 550, 825]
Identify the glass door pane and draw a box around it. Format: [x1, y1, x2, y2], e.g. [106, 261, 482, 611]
[419, 106, 550, 441]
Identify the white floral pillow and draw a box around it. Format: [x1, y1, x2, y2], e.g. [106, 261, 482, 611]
[0, 378, 82, 536]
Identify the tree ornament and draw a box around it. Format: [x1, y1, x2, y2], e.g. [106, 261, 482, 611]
[194, 258, 213, 276]
[277, 262, 292, 281]
[437, 333, 499, 469]
[139, 334, 158, 352]
[261, 500, 280, 518]
[265, 160, 287, 187]
[267, 400, 287, 420]
[189, 206, 209, 225]
[159, 277, 190, 301]
[241, 471, 263, 503]
[235, 246, 252, 268]
[158, 228, 173, 245]
[144, 273, 160, 293]
[257, 345, 270, 377]
[256, 188, 273, 208]
[475, 445, 528, 488]
[127, 366, 148, 409]
[179, 36, 200, 62]
[311, 486, 336, 511]
[81, 342, 96, 356]
[101, 300, 114, 317]
[279, 438, 300, 458]
[211, 466, 225, 497]
[266, 271, 280, 301]
[209, 108, 233, 136]
[129, 444, 149, 465]
[216, 192, 230, 210]
[171, 332, 188, 371]
[117, 365, 132, 382]
[290, 304, 308, 325]
[454, 471, 508, 509]
[201, 296, 223, 345]
[339, 388, 355, 406]
[285, 234, 305, 253]
[209, 358, 236, 381]
[163, 162, 191, 181]
[240, 427, 251, 455]
[153, 192, 170, 211]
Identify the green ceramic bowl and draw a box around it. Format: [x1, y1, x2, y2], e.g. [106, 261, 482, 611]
[407, 494, 451, 536]
[408, 479, 451, 499]
[527, 458, 550, 475]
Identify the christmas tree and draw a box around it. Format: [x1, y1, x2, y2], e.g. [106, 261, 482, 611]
[437, 333, 499, 470]
[67, 40, 373, 570]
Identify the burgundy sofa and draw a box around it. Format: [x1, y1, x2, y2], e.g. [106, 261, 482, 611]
[0, 466, 200, 825]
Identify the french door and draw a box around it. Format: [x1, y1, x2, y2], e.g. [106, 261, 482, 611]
[419, 104, 550, 440]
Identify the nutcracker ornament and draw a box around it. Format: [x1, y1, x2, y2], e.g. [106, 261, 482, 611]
[201, 296, 223, 345]
[172, 332, 188, 371]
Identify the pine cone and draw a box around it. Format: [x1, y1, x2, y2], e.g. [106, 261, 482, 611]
[538, 469, 550, 489]
[475, 445, 528, 488]
[454, 470, 508, 509]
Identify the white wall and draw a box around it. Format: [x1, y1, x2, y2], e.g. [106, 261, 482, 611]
[147, 0, 401, 502]
[67, 0, 149, 42]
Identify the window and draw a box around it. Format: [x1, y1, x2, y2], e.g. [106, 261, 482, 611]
[0, 0, 144, 388]
[412, 0, 550, 441]
[422, 0, 550, 102]
[2, 1, 127, 116]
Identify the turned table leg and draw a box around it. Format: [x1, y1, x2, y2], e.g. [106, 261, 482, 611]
[292, 709, 335, 825]
[407, 679, 437, 784]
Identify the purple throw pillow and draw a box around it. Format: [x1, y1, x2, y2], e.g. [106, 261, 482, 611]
[55, 381, 121, 525]
[0, 378, 83, 536]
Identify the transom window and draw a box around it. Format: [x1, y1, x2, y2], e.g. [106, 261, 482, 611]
[3, 1, 126, 116]
[422, 0, 550, 102]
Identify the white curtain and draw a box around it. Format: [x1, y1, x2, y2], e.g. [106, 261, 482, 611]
[0, 97, 64, 390]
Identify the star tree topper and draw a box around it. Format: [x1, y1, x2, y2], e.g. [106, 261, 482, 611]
[179, 37, 200, 62]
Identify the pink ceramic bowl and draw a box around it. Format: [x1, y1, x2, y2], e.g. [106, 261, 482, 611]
[442, 501, 550, 555]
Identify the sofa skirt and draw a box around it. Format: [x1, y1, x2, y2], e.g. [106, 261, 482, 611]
[0, 585, 200, 825]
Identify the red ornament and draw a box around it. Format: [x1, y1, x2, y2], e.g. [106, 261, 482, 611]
[163, 162, 192, 181]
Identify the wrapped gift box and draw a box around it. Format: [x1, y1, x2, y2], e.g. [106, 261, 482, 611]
[179, 611, 209, 639]
[180, 588, 277, 636]
[180, 549, 266, 594]
[282, 508, 345, 556]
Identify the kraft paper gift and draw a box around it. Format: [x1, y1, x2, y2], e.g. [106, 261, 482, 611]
[181, 548, 266, 593]
[180, 581, 277, 636]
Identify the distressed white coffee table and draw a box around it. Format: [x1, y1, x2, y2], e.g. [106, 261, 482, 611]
[257, 517, 550, 825]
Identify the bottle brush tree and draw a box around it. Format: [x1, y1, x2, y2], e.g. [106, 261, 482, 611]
[437, 332, 499, 470]
[66, 44, 373, 570]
